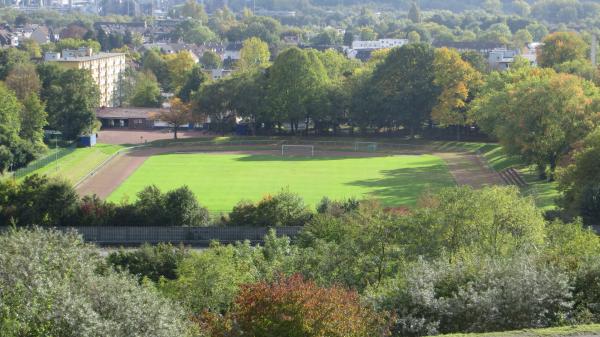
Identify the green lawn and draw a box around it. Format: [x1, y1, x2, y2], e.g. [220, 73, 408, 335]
[108, 153, 454, 213]
[431, 324, 600, 337]
[22, 144, 124, 184]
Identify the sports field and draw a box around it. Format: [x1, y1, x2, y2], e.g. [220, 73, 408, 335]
[108, 153, 454, 212]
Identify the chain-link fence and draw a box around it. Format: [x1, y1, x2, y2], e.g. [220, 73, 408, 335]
[0, 226, 303, 247]
[11, 144, 77, 179]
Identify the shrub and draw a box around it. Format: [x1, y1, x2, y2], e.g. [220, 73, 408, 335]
[367, 256, 572, 336]
[107, 243, 189, 282]
[227, 190, 312, 227]
[0, 227, 192, 337]
[202, 274, 389, 337]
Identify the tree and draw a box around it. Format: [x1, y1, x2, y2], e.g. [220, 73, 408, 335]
[538, 32, 588, 68]
[108, 243, 189, 282]
[54, 38, 101, 53]
[4, 63, 41, 100]
[526, 22, 549, 41]
[204, 274, 387, 337]
[512, 29, 533, 51]
[227, 70, 269, 134]
[432, 47, 482, 139]
[408, 1, 422, 23]
[0, 83, 22, 172]
[158, 98, 193, 139]
[267, 47, 328, 134]
[164, 51, 196, 92]
[557, 129, 600, 224]
[200, 50, 222, 69]
[20, 93, 47, 147]
[0, 48, 30, 79]
[17, 38, 41, 59]
[407, 30, 421, 43]
[178, 66, 208, 103]
[238, 37, 270, 71]
[369, 43, 438, 137]
[471, 69, 600, 179]
[193, 80, 233, 135]
[227, 190, 312, 227]
[461, 50, 488, 73]
[46, 69, 100, 140]
[160, 243, 258, 313]
[163, 186, 210, 226]
[129, 71, 162, 107]
[142, 49, 170, 90]
[404, 186, 546, 259]
[0, 228, 191, 337]
[179, 0, 208, 22]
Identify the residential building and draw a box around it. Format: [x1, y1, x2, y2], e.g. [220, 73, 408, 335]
[345, 38, 408, 60]
[45, 47, 127, 107]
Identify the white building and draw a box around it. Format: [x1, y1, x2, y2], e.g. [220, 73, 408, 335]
[351, 39, 408, 50]
[346, 38, 408, 60]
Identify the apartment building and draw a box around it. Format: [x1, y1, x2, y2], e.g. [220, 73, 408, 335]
[45, 47, 126, 107]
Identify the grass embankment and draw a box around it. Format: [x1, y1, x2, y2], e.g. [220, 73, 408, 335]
[22, 144, 124, 184]
[432, 324, 600, 337]
[438, 142, 559, 210]
[108, 153, 454, 213]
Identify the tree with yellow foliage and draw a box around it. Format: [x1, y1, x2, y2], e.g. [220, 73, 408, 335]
[157, 98, 193, 139]
[432, 47, 482, 140]
[164, 51, 195, 92]
[238, 37, 271, 71]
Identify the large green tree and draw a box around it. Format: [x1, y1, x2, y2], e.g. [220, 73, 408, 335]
[46, 69, 100, 140]
[238, 37, 271, 71]
[538, 31, 588, 68]
[472, 68, 600, 179]
[369, 43, 438, 137]
[129, 71, 162, 107]
[267, 47, 328, 134]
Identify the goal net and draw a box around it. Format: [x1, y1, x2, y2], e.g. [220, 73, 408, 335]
[354, 142, 378, 152]
[282, 145, 314, 157]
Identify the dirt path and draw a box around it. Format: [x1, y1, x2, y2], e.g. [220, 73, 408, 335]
[435, 152, 505, 188]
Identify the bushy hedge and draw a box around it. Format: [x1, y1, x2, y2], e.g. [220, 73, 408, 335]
[0, 228, 194, 337]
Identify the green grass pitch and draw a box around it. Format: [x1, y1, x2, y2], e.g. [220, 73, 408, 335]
[108, 153, 455, 213]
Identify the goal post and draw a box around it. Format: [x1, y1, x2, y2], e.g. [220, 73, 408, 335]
[354, 142, 378, 152]
[281, 144, 314, 157]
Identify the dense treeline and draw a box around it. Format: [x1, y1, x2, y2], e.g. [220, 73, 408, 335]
[106, 186, 600, 335]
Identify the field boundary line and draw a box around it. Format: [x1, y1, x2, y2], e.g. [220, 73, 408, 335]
[73, 145, 147, 189]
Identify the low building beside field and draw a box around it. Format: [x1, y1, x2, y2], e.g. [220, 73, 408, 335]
[97, 107, 166, 129]
[97, 107, 209, 130]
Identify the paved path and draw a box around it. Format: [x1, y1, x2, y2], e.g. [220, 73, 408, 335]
[435, 152, 505, 188]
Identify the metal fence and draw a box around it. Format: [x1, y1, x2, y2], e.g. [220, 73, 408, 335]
[0, 226, 303, 247]
[11, 144, 77, 179]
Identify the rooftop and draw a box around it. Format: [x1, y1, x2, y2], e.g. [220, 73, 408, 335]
[55, 52, 126, 62]
[96, 107, 168, 119]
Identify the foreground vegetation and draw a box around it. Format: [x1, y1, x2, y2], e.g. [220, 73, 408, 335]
[4, 183, 600, 336]
[433, 324, 600, 337]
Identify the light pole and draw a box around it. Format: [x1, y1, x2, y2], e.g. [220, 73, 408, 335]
[55, 137, 58, 172]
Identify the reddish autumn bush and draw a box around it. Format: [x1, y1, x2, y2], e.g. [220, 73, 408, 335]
[200, 274, 389, 337]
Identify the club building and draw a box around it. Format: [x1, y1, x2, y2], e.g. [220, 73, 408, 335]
[44, 47, 126, 107]
[96, 107, 168, 129]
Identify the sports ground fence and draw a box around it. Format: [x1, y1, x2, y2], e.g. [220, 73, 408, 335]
[0, 226, 303, 247]
[10, 144, 77, 179]
[150, 138, 441, 154]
